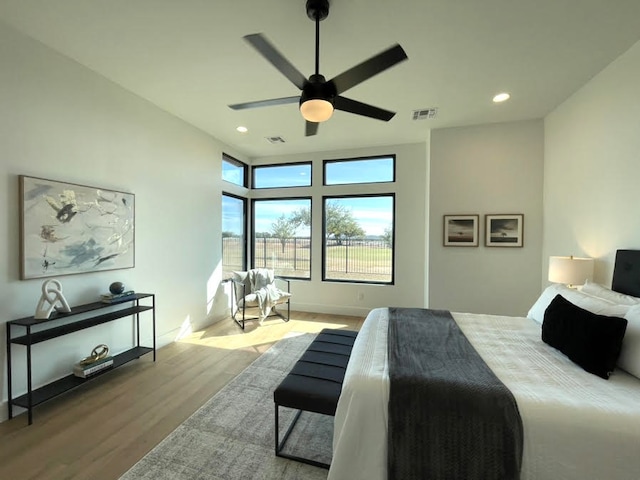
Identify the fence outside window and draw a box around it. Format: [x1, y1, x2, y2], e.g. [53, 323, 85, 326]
[222, 236, 392, 282]
[253, 236, 311, 279]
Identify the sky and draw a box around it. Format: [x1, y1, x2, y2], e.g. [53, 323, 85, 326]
[222, 157, 394, 237]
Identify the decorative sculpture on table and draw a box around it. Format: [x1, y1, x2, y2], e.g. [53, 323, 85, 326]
[74, 344, 113, 378]
[109, 281, 125, 294]
[34, 278, 71, 319]
[78, 344, 110, 366]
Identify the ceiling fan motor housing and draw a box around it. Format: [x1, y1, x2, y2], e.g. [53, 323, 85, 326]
[300, 74, 336, 106]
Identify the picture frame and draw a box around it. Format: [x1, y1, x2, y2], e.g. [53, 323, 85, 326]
[19, 175, 135, 279]
[485, 214, 524, 247]
[443, 214, 479, 247]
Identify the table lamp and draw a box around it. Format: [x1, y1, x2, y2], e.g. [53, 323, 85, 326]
[548, 255, 594, 288]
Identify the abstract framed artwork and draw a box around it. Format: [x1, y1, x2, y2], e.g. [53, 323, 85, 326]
[19, 175, 135, 279]
[485, 214, 524, 247]
[443, 215, 479, 247]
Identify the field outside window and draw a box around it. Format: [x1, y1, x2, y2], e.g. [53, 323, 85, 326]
[322, 195, 394, 284]
[253, 198, 311, 279]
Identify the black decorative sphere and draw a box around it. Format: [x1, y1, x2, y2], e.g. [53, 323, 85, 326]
[109, 282, 125, 294]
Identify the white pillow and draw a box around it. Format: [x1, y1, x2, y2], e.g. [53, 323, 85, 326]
[581, 280, 640, 306]
[619, 304, 640, 379]
[527, 284, 629, 324]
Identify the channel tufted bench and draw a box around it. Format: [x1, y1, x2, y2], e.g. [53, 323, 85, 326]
[273, 328, 358, 469]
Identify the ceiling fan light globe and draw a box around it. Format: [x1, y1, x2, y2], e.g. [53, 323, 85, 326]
[300, 99, 334, 122]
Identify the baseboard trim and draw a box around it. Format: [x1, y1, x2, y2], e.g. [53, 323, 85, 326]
[291, 303, 372, 317]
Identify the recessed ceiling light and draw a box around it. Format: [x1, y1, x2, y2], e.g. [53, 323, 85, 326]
[493, 92, 510, 103]
[236, 126, 248, 133]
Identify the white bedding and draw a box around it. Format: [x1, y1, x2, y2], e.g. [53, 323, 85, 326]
[329, 308, 640, 480]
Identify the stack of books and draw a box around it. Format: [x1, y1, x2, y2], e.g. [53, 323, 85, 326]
[73, 355, 114, 378]
[101, 290, 136, 304]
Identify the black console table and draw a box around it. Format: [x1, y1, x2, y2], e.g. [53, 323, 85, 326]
[6, 293, 156, 424]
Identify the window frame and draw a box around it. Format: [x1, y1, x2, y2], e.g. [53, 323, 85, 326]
[251, 161, 313, 190]
[321, 193, 395, 285]
[222, 192, 248, 275]
[323, 154, 396, 186]
[251, 196, 313, 280]
[222, 153, 248, 188]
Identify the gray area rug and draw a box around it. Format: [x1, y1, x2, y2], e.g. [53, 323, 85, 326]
[119, 332, 331, 480]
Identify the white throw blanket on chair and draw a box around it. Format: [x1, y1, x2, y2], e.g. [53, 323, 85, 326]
[249, 268, 289, 319]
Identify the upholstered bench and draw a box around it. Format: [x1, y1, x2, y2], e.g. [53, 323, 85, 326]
[273, 328, 358, 469]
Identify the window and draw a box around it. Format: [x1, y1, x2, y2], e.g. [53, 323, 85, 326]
[322, 194, 394, 284]
[253, 162, 312, 189]
[324, 155, 395, 185]
[252, 198, 311, 279]
[222, 193, 247, 277]
[222, 154, 248, 187]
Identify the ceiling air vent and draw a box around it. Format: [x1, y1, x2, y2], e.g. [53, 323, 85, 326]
[412, 108, 438, 120]
[266, 136, 286, 144]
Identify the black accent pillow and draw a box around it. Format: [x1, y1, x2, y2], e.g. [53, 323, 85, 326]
[542, 294, 628, 379]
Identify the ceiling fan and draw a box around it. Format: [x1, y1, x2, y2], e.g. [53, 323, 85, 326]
[228, 0, 408, 136]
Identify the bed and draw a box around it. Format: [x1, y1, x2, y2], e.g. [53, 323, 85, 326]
[328, 250, 640, 480]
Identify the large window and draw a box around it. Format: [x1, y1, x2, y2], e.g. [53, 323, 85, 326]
[324, 155, 395, 185]
[322, 194, 395, 284]
[252, 198, 311, 279]
[253, 162, 312, 189]
[222, 193, 247, 277]
[222, 154, 248, 187]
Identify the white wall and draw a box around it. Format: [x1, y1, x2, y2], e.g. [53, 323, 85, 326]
[429, 120, 544, 316]
[0, 22, 243, 419]
[253, 141, 429, 316]
[543, 40, 640, 285]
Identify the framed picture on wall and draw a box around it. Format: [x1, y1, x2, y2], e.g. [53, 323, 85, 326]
[485, 214, 524, 247]
[443, 214, 479, 247]
[19, 175, 135, 279]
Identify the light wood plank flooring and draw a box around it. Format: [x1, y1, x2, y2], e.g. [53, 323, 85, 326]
[0, 311, 364, 480]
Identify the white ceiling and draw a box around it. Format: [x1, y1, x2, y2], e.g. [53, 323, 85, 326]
[2, 0, 640, 158]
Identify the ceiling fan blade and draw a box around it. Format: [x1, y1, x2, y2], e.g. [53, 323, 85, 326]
[229, 96, 300, 110]
[330, 44, 408, 95]
[305, 121, 319, 136]
[334, 96, 396, 121]
[244, 34, 307, 90]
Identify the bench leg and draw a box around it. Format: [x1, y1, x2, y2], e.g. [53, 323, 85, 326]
[274, 403, 330, 470]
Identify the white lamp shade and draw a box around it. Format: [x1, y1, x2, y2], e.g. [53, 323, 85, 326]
[300, 99, 334, 122]
[548, 256, 594, 286]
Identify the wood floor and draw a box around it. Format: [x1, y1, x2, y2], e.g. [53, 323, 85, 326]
[0, 311, 364, 480]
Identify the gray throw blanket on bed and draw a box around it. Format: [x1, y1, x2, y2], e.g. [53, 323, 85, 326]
[387, 307, 523, 480]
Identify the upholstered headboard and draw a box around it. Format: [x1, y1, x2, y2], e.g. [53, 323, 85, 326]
[612, 249, 640, 297]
